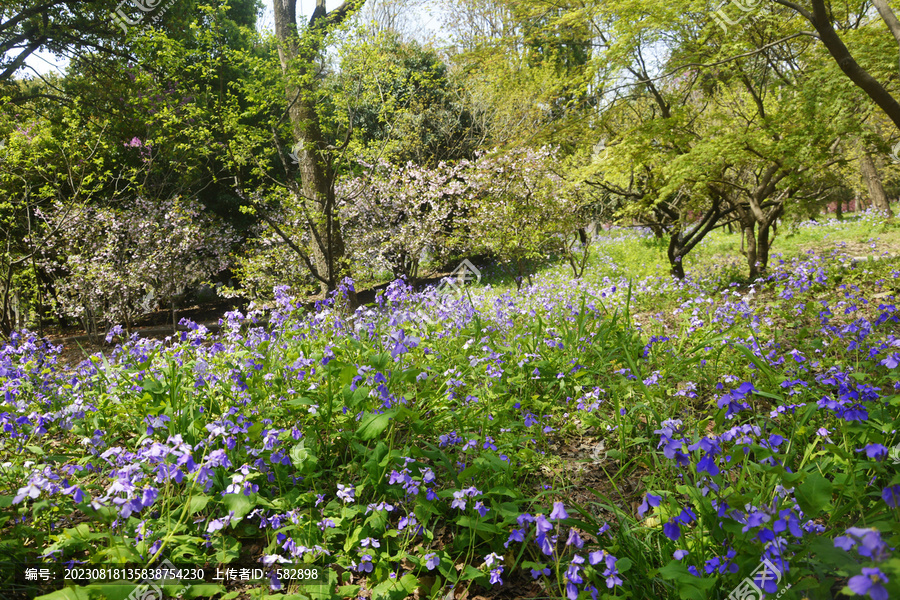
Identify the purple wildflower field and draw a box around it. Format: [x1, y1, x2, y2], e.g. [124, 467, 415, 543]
[2, 220, 899, 600]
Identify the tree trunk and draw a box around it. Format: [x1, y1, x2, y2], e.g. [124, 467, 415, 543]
[667, 232, 685, 279]
[756, 205, 783, 275]
[272, 0, 360, 305]
[860, 150, 894, 218]
[744, 223, 758, 279]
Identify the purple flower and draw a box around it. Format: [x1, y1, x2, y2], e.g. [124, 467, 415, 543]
[484, 552, 503, 569]
[772, 509, 803, 538]
[530, 566, 550, 579]
[536, 532, 555, 556]
[879, 353, 900, 368]
[735, 382, 756, 396]
[848, 567, 889, 600]
[862, 444, 889, 461]
[208, 510, 236, 533]
[882, 485, 900, 508]
[565, 556, 585, 598]
[663, 521, 681, 541]
[637, 493, 662, 518]
[836, 527, 891, 561]
[535, 514, 553, 535]
[336, 483, 355, 503]
[505, 529, 525, 548]
[550, 501, 569, 520]
[424, 553, 440, 570]
[696, 453, 719, 476]
[566, 528, 584, 548]
[674, 549, 689, 560]
[357, 554, 373, 573]
[13, 483, 41, 504]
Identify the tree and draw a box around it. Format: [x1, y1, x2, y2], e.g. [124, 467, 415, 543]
[0, 1, 120, 84]
[459, 147, 586, 288]
[321, 33, 485, 167]
[442, 0, 599, 152]
[858, 147, 894, 217]
[772, 0, 900, 133]
[338, 159, 469, 283]
[271, 0, 362, 300]
[42, 196, 234, 339]
[0, 104, 110, 336]
[572, 0, 860, 279]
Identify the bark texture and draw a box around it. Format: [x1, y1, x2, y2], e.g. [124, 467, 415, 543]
[272, 0, 361, 301]
[860, 150, 894, 218]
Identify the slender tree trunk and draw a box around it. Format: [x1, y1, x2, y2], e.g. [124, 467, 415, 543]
[756, 205, 782, 275]
[272, 0, 360, 306]
[744, 223, 758, 279]
[667, 232, 685, 279]
[860, 151, 894, 218]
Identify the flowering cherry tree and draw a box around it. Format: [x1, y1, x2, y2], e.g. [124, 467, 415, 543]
[42, 196, 235, 338]
[338, 148, 587, 288]
[339, 159, 469, 282]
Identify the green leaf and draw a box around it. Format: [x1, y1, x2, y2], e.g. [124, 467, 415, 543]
[286, 396, 316, 407]
[657, 560, 715, 591]
[338, 585, 362, 597]
[290, 443, 318, 471]
[96, 543, 142, 563]
[356, 410, 395, 441]
[456, 516, 502, 534]
[795, 472, 833, 516]
[187, 494, 209, 515]
[26, 444, 46, 456]
[214, 535, 242, 563]
[222, 493, 254, 520]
